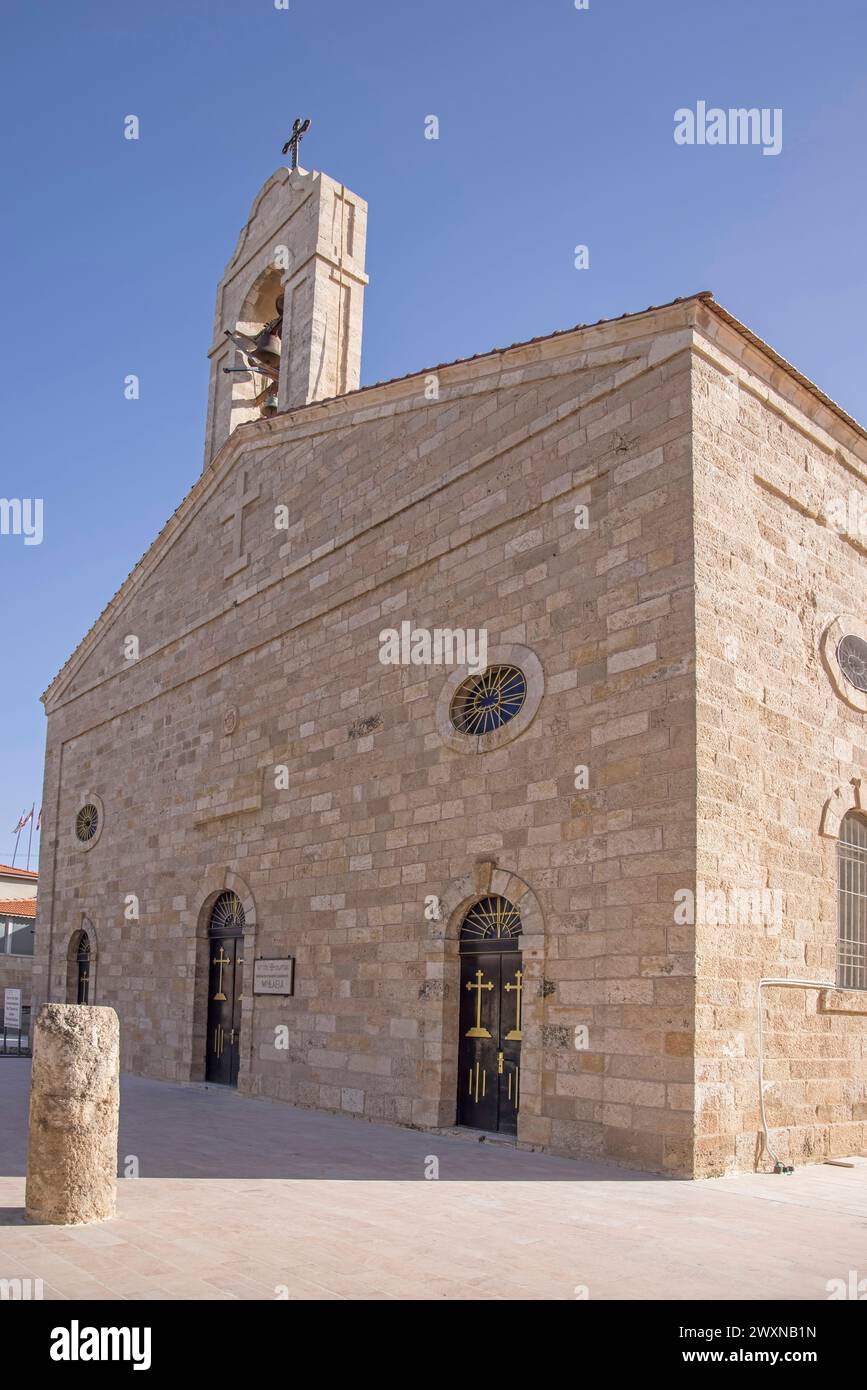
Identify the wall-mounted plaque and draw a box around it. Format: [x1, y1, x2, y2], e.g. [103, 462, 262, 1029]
[4, 988, 21, 1029]
[253, 958, 294, 996]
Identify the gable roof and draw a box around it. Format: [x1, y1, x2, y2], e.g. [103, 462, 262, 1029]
[0, 865, 38, 881]
[41, 290, 867, 707]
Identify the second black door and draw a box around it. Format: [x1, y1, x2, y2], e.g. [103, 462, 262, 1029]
[457, 950, 523, 1135]
[205, 935, 243, 1086]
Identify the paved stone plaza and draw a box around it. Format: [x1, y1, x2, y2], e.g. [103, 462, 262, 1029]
[0, 1060, 864, 1300]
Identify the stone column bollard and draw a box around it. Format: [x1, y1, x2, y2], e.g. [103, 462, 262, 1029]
[25, 1004, 120, 1225]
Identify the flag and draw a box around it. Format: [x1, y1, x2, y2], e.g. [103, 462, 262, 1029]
[36, 808, 42, 832]
[11, 812, 28, 833]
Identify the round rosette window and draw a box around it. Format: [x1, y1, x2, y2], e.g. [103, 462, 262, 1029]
[837, 634, 867, 693]
[436, 644, 544, 753]
[822, 617, 867, 714]
[73, 793, 105, 851]
[75, 804, 98, 843]
[450, 665, 527, 737]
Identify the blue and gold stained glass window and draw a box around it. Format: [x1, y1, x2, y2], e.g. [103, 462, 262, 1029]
[450, 665, 527, 736]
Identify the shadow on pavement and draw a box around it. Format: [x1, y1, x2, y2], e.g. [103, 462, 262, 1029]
[0, 1058, 670, 1186]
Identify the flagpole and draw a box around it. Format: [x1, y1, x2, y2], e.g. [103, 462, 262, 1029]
[11, 825, 22, 868]
[25, 803, 35, 872]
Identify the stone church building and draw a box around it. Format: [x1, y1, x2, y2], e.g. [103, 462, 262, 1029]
[33, 161, 867, 1178]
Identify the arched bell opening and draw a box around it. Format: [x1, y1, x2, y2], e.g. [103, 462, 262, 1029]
[225, 266, 285, 431]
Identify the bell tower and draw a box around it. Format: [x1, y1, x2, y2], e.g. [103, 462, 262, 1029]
[203, 155, 368, 467]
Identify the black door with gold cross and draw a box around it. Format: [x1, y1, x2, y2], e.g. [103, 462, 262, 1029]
[76, 932, 91, 1005]
[457, 895, 523, 1135]
[205, 891, 245, 1087]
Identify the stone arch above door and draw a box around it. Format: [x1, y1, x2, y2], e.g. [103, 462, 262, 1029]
[435, 861, 545, 944]
[820, 780, 864, 838]
[193, 867, 258, 937]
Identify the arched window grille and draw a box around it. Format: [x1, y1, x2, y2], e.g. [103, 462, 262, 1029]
[459, 895, 522, 951]
[208, 891, 245, 936]
[838, 812, 867, 989]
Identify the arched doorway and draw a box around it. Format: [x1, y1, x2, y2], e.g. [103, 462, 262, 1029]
[457, 895, 523, 1135]
[205, 891, 245, 1086]
[76, 932, 91, 1004]
[66, 926, 97, 1005]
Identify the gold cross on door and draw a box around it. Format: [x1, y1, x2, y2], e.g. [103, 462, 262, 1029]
[212, 945, 230, 1001]
[464, 967, 494, 1037]
[504, 968, 523, 1040]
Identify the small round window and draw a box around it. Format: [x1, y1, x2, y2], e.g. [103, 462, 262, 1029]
[75, 803, 99, 844]
[450, 665, 527, 736]
[838, 635, 867, 694]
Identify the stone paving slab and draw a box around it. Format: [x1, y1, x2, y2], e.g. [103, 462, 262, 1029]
[1, 1061, 865, 1300]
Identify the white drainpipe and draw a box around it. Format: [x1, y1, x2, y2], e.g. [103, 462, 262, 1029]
[756, 977, 834, 1172]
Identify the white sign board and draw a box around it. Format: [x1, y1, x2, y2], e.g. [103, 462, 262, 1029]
[253, 958, 295, 996]
[4, 988, 21, 1029]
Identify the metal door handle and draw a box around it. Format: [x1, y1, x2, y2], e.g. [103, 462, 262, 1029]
[497, 1051, 504, 1073]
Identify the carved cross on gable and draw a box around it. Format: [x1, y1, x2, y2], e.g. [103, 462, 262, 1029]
[221, 468, 261, 580]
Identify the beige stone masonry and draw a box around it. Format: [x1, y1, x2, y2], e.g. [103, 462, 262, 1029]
[33, 285, 867, 1178]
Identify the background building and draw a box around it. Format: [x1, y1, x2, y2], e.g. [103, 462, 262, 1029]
[0, 863, 36, 1051]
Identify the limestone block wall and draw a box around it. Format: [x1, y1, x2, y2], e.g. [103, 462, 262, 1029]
[691, 305, 867, 1176]
[35, 302, 700, 1174]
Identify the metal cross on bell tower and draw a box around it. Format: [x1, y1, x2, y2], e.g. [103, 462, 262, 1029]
[282, 117, 311, 171]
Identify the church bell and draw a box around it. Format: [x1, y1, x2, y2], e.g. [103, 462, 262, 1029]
[247, 332, 281, 377]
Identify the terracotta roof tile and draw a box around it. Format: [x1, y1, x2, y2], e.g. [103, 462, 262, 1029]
[0, 898, 36, 918]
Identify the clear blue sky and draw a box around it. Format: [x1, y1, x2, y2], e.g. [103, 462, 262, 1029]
[1, 0, 865, 866]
